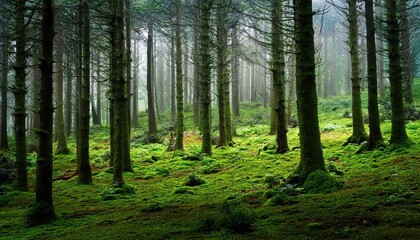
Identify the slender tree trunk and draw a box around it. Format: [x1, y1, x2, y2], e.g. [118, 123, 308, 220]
[216, 0, 228, 147]
[293, 0, 325, 182]
[200, 0, 212, 155]
[175, 0, 184, 150]
[13, 0, 28, 191]
[359, 0, 385, 152]
[399, 0, 414, 106]
[78, 0, 92, 184]
[147, 21, 158, 137]
[65, 56, 73, 137]
[323, 34, 329, 98]
[123, 0, 133, 172]
[0, 30, 9, 150]
[109, 0, 126, 186]
[272, 0, 289, 154]
[31, 0, 56, 224]
[183, 41, 189, 106]
[54, 19, 70, 154]
[193, 16, 201, 128]
[344, 0, 368, 146]
[376, 0, 385, 97]
[170, 29, 176, 122]
[157, 42, 164, 113]
[386, 0, 410, 145]
[75, 1, 83, 173]
[231, 24, 240, 118]
[132, 39, 139, 128]
[96, 53, 102, 125]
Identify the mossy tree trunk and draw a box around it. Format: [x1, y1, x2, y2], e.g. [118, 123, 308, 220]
[293, 0, 325, 182]
[216, 0, 228, 147]
[0, 24, 9, 151]
[272, 0, 289, 154]
[399, 0, 414, 107]
[123, 0, 133, 172]
[358, 0, 386, 153]
[13, 0, 28, 191]
[231, 24, 240, 118]
[344, 0, 368, 146]
[108, 0, 126, 186]
[175, 0, 184, 151]
[54, 18, 70, 155]
[199, 0, 212, 155]
[132, 38, 139, 128]
[385, 0, 410, 145]
[65, 56, 73, 137]
[32, 0, 56, 224]
[147, 21, 158, 138]
[78, 0, 92, 184]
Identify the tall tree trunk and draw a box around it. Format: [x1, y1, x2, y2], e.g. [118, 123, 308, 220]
[0, 29, 9, 150]
[386, 0, 410, 145]
[13, 0, 28, 191]
[193, 16, 201, 128]
[65, 56, 73, 137]
[183, 41, 189, 106]
[170, 29, 176, 122]
[376, 0, 385, 97]
[109, 0, 126, 186]
[399, 0, 414, 106]
[54, 18, 70, 154]
[30, 0, 56, 224]
[331, 31, 337, 96]
[322, 34, 329, 98]
[96, 53, 102, 125]
[147, 21, 158, 137]
[123, 0, 133, 172]
[75, 1, 83, 173]
[216, 0, 228, 147]
[293, 0, 325, 182]
[344, 0, 368, 146]
[359, 0, 385, 152]
[132, 38, 139, 128]
[157, 42, 164, 113]
[272, 0, 289, 154]
[200, 0, 212, 155]
[78, 0, 92, 184]
[231, 24, 240, 118]
[175, 0, 184, 150]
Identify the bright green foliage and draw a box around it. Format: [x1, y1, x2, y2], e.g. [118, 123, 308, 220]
[303, 170, 339, 194]
[100, 184, 136, 201]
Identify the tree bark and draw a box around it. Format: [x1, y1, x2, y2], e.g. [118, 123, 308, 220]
[272, 0, 289, 154]
[231, 24, 240, 118]
[359, 0, 385, 152]
[132, 38, 139, 128]
[65, 55, 73, 137]
[31, 0, 56, 224]
[386, 0, 410, 145]
[399, 0, 414, 106]
[54, 18, 70, 154]
[175, 0, 184, 150]
[293, 0, 325, 182]
[344, 0, 368, 146]
[78, 0, 92, 184]
[147, 21, 158, 137]
[109, 0, 126, 186]
[200, 0, 212, 155]
[13, 0, 28, 191]
[123, 0, 132, 172]
[0, 27, 9, 150]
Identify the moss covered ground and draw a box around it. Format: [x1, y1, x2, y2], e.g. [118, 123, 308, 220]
[1, 80, 420, 239]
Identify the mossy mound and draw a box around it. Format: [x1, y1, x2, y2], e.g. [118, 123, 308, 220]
[303, 170, 339, 194]
[100, 184, 136, 201]
[184, 173, 205, 187]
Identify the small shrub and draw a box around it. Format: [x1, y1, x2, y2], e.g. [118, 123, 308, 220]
[197, 214, 218, 232]
[174, 187, 194, 195]
[0, 152, 14, 184]
[303, 170, 339, 194]
[0, 184, 12, 196]
[221, 204, 255, 233]
[155, 167, 169, 176]
[266, 192, 292, 206]
[141, 203, 162, 213]
[185, 173, 205, 187]
[100, 184, 136, 201]
[263, 174, 281, 188]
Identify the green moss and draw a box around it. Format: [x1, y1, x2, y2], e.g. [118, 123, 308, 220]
[184, 173, 205, 187]
[100, 184, 136, 201]
[303, 170, 339, 194]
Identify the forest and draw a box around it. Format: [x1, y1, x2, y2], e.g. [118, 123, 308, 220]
[0, 0, 419, 239]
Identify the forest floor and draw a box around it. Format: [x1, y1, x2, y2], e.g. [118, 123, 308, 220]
[1, 81, 420, 239]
